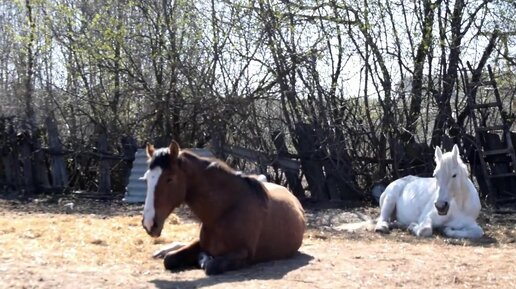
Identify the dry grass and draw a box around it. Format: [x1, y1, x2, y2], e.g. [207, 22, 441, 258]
[0, 213, 196, 268]
[0, 197, 515, 289]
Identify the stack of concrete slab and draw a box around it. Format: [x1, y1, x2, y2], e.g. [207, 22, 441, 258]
[123, 149, 148, 203]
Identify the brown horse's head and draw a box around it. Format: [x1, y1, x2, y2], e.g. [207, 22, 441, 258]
[141, 141, 186, 237]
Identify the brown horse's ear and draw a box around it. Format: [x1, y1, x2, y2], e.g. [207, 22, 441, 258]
[169, 141, 180, 161]
[146, 143, 155, 158]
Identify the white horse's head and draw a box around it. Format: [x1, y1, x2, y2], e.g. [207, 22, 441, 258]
[433, 144, 469, 215]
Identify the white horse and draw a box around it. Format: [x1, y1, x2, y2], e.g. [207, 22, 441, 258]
[375, 144, 484, 239]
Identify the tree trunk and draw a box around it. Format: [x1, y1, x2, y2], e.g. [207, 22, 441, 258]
[294, 123, 328, 201]
[431, 0, 465, 148]
[406, 0, 440, 134]
[23, 0, 36, 132]
[324, 130, 361, 201]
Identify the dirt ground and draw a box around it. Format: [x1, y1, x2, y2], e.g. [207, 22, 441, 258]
[0, 196, 515, 289]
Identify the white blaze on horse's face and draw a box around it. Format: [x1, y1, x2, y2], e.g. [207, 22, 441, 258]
[433, 145, 461, 215]
[141, 167, 162, 233]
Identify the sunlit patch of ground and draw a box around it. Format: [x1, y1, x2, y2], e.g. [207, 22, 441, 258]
[0, 197, 515, 289]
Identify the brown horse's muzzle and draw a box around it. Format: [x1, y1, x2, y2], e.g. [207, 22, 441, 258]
[142, 218, 163, 237]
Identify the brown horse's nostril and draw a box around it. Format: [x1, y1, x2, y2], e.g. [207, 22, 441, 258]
[142, 218, 161, 237]
[142, 219, 150, 234]
[435, 201, 449, 215]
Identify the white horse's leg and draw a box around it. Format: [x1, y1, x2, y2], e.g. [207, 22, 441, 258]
[408, 218, 433, 237]
[375, 187, 397, 234]
[443, 223, 484, 239]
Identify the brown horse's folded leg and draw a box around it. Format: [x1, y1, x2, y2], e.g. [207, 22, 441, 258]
[204, 250, 248, 275]
[164, 240, 201, 271]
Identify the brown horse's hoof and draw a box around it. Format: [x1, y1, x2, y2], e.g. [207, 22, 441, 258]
[204, 259, 225, 275]
[198, 252, 213, 269]
[164, 254, 182, 271]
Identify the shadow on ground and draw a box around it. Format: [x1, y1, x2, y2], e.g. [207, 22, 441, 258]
[150, 252, 314, 289]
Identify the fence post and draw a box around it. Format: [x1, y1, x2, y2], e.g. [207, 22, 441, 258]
[272, 131, 304, 198]
[96, 125, 111, 194]
[32, 128, 51, 191]
[19, 132, 35, 194]
[1, 119, 21, 190]
[121, 135, 137, 190]
[46, 114, 68, 189]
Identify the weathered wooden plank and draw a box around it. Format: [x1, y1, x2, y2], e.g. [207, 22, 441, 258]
[46, 115, 68, 188]
[96, 127, 111, 194]
[222, 145, 301, 171]
[272, 131, 304, 198]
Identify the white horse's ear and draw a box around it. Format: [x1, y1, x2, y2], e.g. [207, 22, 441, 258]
[435, 146, 443, 163]
[452, 144, 459, 160]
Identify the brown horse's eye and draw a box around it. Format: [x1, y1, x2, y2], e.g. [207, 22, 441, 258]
[167, 178, 173, 183]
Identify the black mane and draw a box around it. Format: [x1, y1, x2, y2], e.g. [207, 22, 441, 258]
[148, 148, 269, 204]
[241, 175, 270, 205]
[182, 150, 269, 204]
[149, 148, 171, 170]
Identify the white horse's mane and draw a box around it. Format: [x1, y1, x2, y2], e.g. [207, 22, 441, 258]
[434, 147, 470, 208]
[434, 149, 469, 177]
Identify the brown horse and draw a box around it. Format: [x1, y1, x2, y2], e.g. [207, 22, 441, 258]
[140, 141, 306, 275]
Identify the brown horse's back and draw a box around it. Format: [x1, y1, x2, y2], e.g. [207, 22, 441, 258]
[253, 182, 305, 262]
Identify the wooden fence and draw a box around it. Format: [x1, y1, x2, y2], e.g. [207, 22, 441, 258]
[1, 115, 514, 204]
[0, 116, 137, 197]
